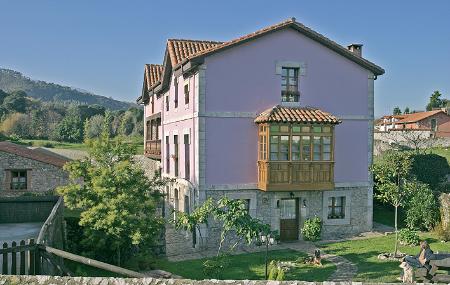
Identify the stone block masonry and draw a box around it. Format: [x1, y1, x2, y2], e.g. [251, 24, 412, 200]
[0, 275, 432, 285]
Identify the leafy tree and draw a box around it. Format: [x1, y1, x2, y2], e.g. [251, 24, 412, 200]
[53, 106, 83, 142]
[0, 112, 31, 138]
[411, 153, 450, 190]
[404, 107, 410, 114]
[373, 151, 413, 256]
[84, 114, 104, 139]
[57, 131, 166, 265]
[30, 109, 48, 139]
[173, 197, 270, 256]
[0, 89, 8, 104]
[2, 90, 29, 113]
[405, 180, 439, 231]
[393, 106, 402, 115]
[426, 90, 444, 111]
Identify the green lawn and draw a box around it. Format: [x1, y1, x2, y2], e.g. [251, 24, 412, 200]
[320, 232, 449, 283]
[156, 249, 335, 281]
[429, 147, 450, 163]
[12, 137, 144, 154]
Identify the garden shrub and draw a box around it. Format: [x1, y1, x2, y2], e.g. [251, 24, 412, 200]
[267, 260, 285, 281]
[203, 254, 230, 279]
[301, 216, 322, 241]
[411, 153, 450, 190]
[276, 268, 285, 281]
[398, 228, 419, 246]
[405, 180, 440, 231]
[434, 221, 450, 242]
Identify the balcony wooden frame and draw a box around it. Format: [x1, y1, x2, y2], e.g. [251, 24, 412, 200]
[257, 123, 335, 191]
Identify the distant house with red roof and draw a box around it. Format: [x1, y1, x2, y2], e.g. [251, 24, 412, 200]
[375, 110, 450, 137]
[0, 142, 71, 196]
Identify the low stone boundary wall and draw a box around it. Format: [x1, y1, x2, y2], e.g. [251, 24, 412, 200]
[0, 276, 438, 285]
[0, 196, 59, 223]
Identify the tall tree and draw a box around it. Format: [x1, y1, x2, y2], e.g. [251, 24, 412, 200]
[426, 90, 444, 111]
[57, 131, 166, 265]
[393, 106, 402, 115]
[404, 107, 410, 114]
[372, 151, 413, 256]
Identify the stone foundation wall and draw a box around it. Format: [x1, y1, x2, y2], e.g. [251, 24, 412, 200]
[0, 275, 410, 285]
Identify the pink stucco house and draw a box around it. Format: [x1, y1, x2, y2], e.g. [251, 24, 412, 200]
[137, 18, 384, 256]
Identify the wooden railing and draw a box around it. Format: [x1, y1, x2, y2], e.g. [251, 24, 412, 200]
[0, 239, 145, 277]
[257, 161, 334, 191]
[145, 140, 161, 159]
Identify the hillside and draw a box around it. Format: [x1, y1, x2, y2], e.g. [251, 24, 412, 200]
[0, 68, 134, 110]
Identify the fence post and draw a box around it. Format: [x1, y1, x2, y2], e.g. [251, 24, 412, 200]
[2, 242, 7, 274]
[35, 244, 41, 275]
[28, 239, 35, 275]
[11, 241, 17, 275]
[19, 240, 25, 275]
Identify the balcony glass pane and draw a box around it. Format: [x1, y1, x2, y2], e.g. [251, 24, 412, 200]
[301, 136, 311, 161]
[313, 126, 322, 133]
[292, 126, 301, 132]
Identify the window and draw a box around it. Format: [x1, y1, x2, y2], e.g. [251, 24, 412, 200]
[259, 125, 267, 160]
[165, 95, 169, 111]
[328, 197, 345, 219]
[184, 134, 190, 179]
[174, 189, 179, 211]
[281, 67, 299, 102]
[259, 124, 333, 162]
[10, 170, 27, 190]
[431, 118, 437, 131]
[184, 83, 190, 105]
[270, 135, 289, 161]
[280, 199, 296, 219]
[174, 77, 178, 108]
[146, 120, 151, 140]
[174, 135, 179, 177]
[151, 96, 154, 114]
[165, 136, 170, 173]
[184, 194, 190, 213]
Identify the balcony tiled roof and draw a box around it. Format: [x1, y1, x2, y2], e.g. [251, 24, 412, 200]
[254, 105, 341, 124]
[167, 39, 223, 66]
[144, 64, 163, 90]
[0, 141, 70, 168]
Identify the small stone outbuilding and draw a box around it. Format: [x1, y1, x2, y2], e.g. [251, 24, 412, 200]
[0, 142, 70, 197]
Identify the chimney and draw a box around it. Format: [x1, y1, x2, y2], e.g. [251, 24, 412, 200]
[347, 44, 363, 57]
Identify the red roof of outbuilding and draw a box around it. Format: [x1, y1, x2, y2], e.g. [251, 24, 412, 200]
[0, 142, 70, 168]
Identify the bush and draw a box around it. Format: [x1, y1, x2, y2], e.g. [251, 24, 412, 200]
[411, 153, 450, 190]
[301, 216, 322, 241]
[267, 260, 285, 281]
[405, 180, 440, 231]
[434, 221, 450, 242]
[398, 228, 420, 246]
[202, 254, 230, 279]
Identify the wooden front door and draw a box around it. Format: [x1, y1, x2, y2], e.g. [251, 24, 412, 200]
[279, 198, 299, 241]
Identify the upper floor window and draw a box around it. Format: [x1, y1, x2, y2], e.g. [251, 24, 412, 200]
[281, 67, 299, 102]
[184, 83, 190, 105]
[165, 95, 169, 112]
[174, 77, 179, 108]
[259, 124, 333, 162]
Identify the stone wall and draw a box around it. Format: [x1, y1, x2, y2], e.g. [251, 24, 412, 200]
[0, 151, 70, 197]
[0, 195, 59, 223]
[0, 275, 418, 285]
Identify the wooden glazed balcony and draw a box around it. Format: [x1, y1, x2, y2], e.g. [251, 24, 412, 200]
[145, 139, 161, 160]
[257, 161, 334, 191]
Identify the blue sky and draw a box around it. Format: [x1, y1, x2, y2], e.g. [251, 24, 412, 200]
[0, 0, 449, 116]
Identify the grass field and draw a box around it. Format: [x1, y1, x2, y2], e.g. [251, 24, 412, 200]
[156, 249, 336, 281]
[11, 137, 144, 154]
[321, 232, 449, 283]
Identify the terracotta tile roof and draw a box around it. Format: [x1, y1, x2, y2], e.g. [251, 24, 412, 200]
[167, 39, 223, 66]
[0, 142, 70, 168]
[396, 110, 445, 124]
[144, 64, 163, 90]
[189, 18, 384, 76]
[254, 105, 341, 124]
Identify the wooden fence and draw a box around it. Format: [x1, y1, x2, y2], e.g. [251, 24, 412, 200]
[1, 239, 145, 277]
